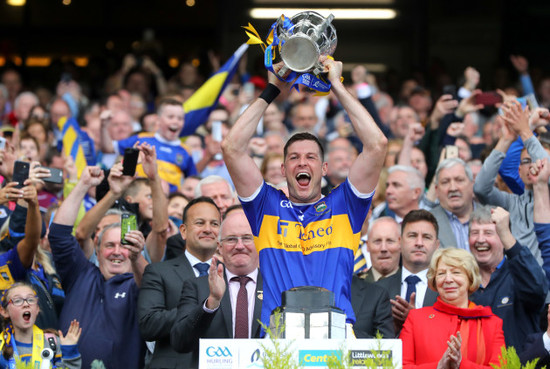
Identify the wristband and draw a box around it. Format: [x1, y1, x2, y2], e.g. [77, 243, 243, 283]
[259, 83, 280, 104]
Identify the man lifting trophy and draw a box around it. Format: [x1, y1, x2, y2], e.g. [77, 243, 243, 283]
[230, 11, 387, 338]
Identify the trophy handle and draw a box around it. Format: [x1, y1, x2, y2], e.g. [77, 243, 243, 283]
[277, 65, 290, 78]
[310, 14, 335, 43]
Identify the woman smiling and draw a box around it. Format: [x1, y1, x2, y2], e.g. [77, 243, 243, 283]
[400, 248, 505, 369]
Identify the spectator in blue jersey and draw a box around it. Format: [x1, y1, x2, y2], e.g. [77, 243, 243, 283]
[0, 180, 41, 295]
[100, 98, 197, 192]
[221, 58, 387, 331]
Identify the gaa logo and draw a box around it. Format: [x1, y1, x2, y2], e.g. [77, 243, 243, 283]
[206, 346, 232, 357]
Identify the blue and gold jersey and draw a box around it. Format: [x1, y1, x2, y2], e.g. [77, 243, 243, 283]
[116, 133, 197, 192]
[241, 180, 373, 327]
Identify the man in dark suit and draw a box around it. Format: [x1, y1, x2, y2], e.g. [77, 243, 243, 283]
[360, 217, 401, 283]
[376, 210, 439, 333]
[351, 276, 394, 338]
[171, 206, 262, 368]
[137, 197, 221, 369]
[519, 305, 550, 368]
[165, 175, 236, 260]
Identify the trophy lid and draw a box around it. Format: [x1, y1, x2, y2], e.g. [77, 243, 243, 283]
[281, 286, 335, 308]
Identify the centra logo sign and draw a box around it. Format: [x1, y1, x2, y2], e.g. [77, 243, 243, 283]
[349, 350, 392, 366]
[299, 350, 341, 366]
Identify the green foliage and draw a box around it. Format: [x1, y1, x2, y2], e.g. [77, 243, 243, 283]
[258, 311, 300, 369]
[491, 346, 543, 369]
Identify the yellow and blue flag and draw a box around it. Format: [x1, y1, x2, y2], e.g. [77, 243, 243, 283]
[180, 43, 249, 136]
[57, 117, 96, 177]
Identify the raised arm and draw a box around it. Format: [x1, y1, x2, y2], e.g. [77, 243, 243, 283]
[222, 70, 289, 197]
[75, 162, 133, 258]
[532, 158, 550, 223]
[53, 166, 105, 226]
[325, 59, 387, 194]
[530, 159, 550, 285]
[473, 118, 516, 208]
[397, 123, 425, 168]
[15, 181, 41, 268]
[99, 110, 115, 153]
[122, 229, 147, 287]
[139, 142, 169, 262]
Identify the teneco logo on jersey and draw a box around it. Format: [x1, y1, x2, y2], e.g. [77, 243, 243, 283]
[299, 350, 341, 366]
[258, 214, 357, 254]
[206, 346, 232, 357]
[277, 220, 333, 241]
[349, 350, 392, 366]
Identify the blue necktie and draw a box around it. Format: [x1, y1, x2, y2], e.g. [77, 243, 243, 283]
[194, 263, 210, 277]
[404, 275, 421, 303]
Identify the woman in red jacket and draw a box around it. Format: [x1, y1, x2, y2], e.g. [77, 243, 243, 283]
[400, 248, 505, 369]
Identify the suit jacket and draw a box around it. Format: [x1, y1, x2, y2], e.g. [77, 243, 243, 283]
[375, 268, 438, 307]
[430, 205, 457, 248]
[357, 268, 376, 283]
[351, 276, 394, 338]
[165, 233, 186, 261]
[137, 253, 196, 369]
[519, 333, 550, 369]
[171, 271, 263, 369]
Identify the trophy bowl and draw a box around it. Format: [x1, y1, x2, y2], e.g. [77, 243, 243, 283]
[276, 11, 337, 74]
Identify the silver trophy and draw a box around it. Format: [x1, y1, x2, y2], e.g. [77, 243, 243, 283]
[275, 11, 337, 77]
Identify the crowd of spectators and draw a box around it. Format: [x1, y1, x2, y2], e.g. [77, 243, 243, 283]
[0, 48, 550, 369]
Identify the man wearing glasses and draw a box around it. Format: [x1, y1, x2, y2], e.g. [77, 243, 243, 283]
[171, 205, 262, 368]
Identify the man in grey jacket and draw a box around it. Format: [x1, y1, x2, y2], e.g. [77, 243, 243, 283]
[431, 158, 477, 250]
[474, 102, 549, 263]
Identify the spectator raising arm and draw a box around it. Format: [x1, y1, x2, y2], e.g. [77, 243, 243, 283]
[75, 162, 134, 258]
[15, 179, 41, 267]
[53, 167, 104, 226]
[138, 142, 170, 262]
[530, 158, 550, 285]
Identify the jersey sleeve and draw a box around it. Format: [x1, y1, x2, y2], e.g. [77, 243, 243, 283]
[116, 135, 139, 154]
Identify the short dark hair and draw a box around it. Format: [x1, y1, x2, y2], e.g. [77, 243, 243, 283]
[123, 178, 150, 199]
[223, 204, 243, 220]
[283, 132, 325, 160]
[168, 192, 190, 202]
[401, 209, 439, 238]
[182, 196, 220, 224]
[157, 97, 183, 115]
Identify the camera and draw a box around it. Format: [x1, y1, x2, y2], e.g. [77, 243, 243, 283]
[40, 348, 53, 369]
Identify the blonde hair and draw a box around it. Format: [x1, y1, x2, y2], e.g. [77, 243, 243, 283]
[35, 247, 56, 276]
[427, 248, 481, 294]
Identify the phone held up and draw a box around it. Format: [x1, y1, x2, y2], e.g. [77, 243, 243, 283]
[121, 213, 138, 245]
[42, 167, 63, 184]
[122, 148, 140, 176]
[12, 161, 30, 188]
[475, 91, 502, 107]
